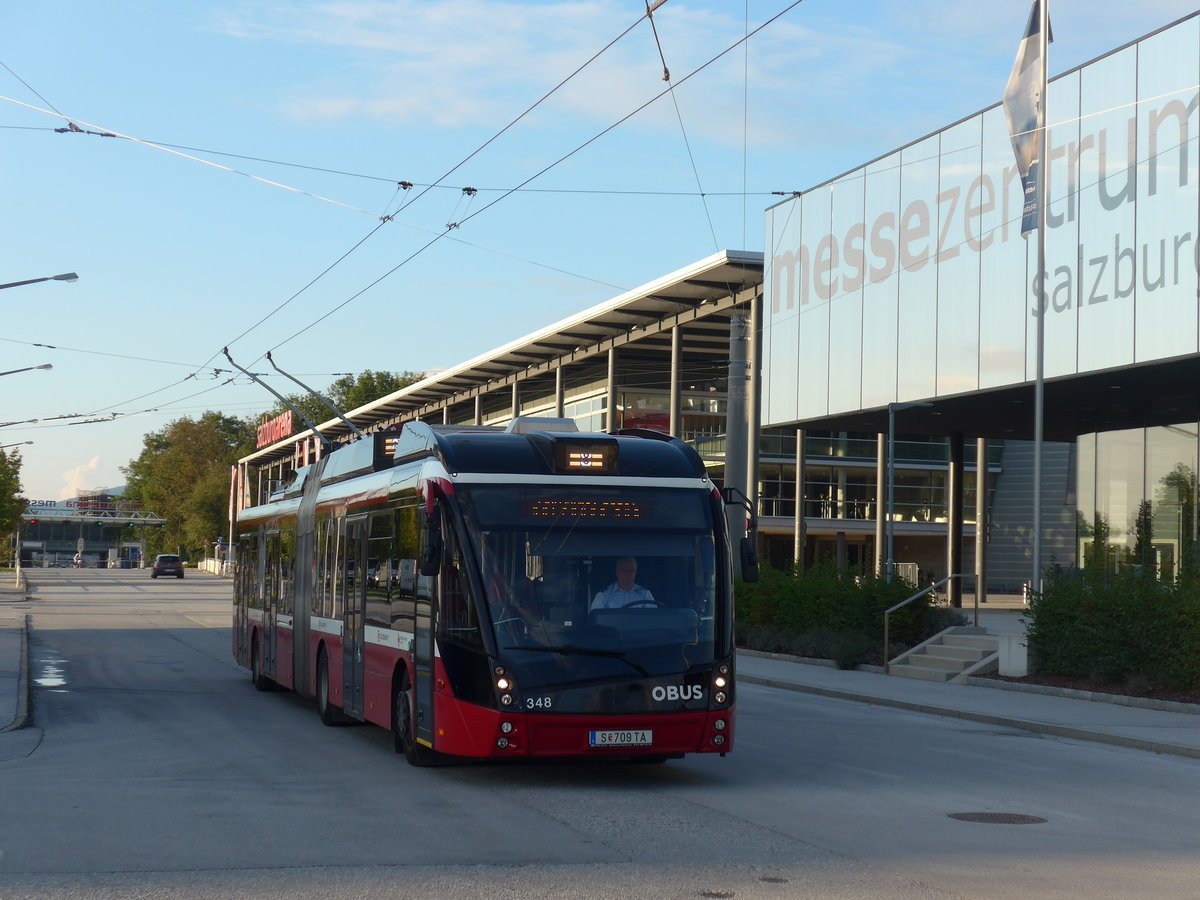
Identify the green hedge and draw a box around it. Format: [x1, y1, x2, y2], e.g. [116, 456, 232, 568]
[734, 564, 959, 668]
[1028, 565, 1200, 689]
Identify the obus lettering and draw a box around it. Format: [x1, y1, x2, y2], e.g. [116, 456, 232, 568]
[652, 684, 704, 702]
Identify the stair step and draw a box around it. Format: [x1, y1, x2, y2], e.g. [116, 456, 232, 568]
[941, 635, 1000, 651]
[908, 653, 969, 672]
[888, 663, 952, 682]
[927, 645, 990, 661]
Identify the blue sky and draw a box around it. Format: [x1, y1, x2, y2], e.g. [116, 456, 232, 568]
[1, 0, 1195, 501]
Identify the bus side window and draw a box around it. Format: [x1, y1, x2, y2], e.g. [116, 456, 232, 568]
[391, 505, 420, 630]
[438, 526, 480, 649]
[366, 512, 393, 629]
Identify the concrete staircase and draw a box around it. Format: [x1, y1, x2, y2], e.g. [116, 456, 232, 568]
[888, 626, 1000, 683]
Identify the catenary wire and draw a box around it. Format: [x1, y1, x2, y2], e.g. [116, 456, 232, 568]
[268, 0, 807, 353]
[645, 1, 721, 252]
[36, 4, 666, 418]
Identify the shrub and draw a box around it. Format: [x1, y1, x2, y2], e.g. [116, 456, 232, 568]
[1028, 564, 1200, 690]
[734, 563, 949, 665]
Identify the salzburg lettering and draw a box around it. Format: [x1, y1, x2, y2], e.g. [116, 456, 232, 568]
[771, 92, 1200, 317]
[256, 410, 294, 449]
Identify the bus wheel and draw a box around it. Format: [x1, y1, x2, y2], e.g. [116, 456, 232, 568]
[394, 677, 436, 766]
[250, 637, 273, 692]
[317, 650, 344, 726]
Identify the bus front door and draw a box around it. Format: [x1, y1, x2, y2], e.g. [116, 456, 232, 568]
[413, 576, 435, 749]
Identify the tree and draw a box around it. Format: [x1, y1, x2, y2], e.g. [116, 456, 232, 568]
[0, 449, 25, 566]
[122, 413, 256, 559]
[264, 369, 423, 428]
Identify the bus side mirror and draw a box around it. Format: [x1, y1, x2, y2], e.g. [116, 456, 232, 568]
[419, 509, 443, 576]
[740, 536, 760, 583]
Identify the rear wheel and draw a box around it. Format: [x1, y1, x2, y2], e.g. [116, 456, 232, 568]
[250, 637, 273, 692]
[393, 675, 437, 766]
[317, 650, 345, 725]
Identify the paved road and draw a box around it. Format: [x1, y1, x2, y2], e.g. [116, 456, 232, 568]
[2, 571, 1200, 899]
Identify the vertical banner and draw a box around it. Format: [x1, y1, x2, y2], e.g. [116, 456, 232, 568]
[1003, 0, 1051, 236]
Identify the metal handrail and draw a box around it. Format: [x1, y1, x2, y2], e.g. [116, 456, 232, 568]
[883, 573, 964, 674]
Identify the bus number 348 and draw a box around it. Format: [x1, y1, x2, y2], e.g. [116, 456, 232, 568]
[526, 696, 552, 709]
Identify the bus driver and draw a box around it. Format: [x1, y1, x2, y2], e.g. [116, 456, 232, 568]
[591, 557, 656, 609]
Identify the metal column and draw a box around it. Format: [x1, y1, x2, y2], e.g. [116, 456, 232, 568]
[794, 429, 806, 567]
[747, 293, 762, 530]
[875, 433, 886, 576]
[669, 326, 682, 437]
[606, 348, 618, 432]
[947, 431, 964, 608]
[976, 437, 989, 609]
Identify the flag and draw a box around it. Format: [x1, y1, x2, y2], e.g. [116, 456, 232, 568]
[1003, 1, 1051, 237]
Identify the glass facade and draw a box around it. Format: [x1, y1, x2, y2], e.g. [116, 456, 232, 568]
[764, 14, 1200, 422]
[1077, 425, 1199, 576]
[762, 13, 1200, 580]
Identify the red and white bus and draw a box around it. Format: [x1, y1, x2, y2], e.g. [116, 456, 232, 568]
[233, 418, 756, 764]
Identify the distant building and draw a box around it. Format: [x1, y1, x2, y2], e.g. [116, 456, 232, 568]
[17, 491, 165, 568]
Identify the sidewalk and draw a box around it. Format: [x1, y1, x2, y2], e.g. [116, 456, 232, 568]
[0, 570, 30, 734]
[738, 649, 1200, 760]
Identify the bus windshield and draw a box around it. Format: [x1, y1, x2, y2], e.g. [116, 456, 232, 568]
[456, 484, 721, 689]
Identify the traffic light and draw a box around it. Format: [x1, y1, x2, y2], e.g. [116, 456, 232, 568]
[28, 518, 37, 525]
[159, 522, 167, 529]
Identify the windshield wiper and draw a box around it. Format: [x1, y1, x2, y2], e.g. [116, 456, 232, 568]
[501, 644, 651, 677]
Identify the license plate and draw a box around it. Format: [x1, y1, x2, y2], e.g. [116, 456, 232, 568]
[588, 729, 652, 748]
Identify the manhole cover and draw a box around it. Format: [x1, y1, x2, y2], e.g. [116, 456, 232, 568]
[948, 812, 1047, 825]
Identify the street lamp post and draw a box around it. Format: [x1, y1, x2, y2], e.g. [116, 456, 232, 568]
[0, 441, 33, 450]
[0, 364, 52, 378]
[886, 401, 933, 582]
[0, 272, 78, 290]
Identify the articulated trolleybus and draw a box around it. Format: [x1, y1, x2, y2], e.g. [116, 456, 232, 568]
[233, 418, 758, 764]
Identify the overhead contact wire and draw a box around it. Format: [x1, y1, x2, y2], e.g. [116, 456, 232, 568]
[270, 0, 804, 352]
[646, 0, 721, 252]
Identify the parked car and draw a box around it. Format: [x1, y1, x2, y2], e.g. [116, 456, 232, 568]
[151, 554, 184, 579]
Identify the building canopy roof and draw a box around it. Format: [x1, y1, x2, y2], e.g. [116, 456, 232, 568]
[243, 250, 763, 467]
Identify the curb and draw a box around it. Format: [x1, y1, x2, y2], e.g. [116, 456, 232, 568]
[738, 670, 1200, 760]
[738, 648, 1200, 714]
[0, 614, 30, 734]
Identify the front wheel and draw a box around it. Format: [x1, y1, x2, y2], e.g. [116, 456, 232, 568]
[393, 677, 438, 766]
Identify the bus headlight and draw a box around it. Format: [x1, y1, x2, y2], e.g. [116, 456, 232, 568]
[714, 719, 726, 731]
[712, 660, 732, 706]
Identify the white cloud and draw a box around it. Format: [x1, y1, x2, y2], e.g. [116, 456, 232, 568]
[58, 457, 102, 500]
[211, 1, 917, 146]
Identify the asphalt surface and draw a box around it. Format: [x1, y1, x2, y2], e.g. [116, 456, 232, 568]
[3, 571, 1200, 758]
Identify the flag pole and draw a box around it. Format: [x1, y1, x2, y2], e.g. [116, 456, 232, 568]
[1031, 0, 1049, 597]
